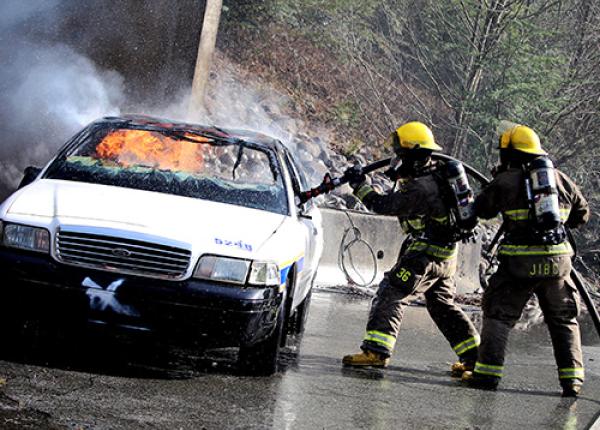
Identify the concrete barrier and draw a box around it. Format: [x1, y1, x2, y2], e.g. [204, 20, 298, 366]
[315, 207, 482, 295]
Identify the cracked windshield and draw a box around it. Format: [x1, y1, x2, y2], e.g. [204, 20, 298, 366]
[45, 126, 288, 214]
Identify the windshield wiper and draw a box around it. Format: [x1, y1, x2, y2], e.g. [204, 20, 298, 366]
[232, 142, 246, 180]
[159, 129, 220, 145]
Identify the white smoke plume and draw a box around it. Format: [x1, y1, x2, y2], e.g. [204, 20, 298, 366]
[0, 1, 123, 195]
[0, 2, 340, 199]
[149, 57, 335, 186]
[9, 45, 123, 132]
[0, 0, 60, 29]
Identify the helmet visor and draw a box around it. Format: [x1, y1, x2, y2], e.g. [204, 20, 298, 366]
[383, 132, 399, 152]
[496, 120, 520, 149]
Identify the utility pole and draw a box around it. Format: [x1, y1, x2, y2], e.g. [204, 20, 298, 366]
[189, 0, 223, 118]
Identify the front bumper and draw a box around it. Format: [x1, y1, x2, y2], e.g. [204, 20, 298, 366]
[0, 248, 283, 348]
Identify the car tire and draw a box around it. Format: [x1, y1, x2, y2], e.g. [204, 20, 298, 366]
[237, 292, 287, 376]
[0, 310, 27, 356]
[287, 289, 312, 336]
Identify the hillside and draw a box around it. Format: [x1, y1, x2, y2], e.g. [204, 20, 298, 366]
[0, 0, 597, 279]
[216, 0, 600, 277]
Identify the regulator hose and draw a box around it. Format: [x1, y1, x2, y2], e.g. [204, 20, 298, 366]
[431, 153, 490, 186]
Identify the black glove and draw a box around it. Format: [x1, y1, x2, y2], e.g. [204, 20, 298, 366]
[490, 164, 507, 178]
[343, 164, 366, 189]
[385, 160, 415, 180]
[384, 167, 400, 181]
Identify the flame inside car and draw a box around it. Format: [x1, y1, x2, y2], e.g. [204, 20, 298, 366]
[96, 129, 210, 172]
[43, 120, 290, 215]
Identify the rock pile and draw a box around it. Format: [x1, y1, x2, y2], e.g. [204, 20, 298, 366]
[292, 132, 396, 210]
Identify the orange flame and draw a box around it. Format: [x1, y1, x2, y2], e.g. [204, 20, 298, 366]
[96, 129, 208, 172]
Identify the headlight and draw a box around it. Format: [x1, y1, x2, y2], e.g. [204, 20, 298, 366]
[248, 262, 280, 286]
[194, 255, 251, 284]
[193, 256, 280, 287]
[2, 223, 51, 253]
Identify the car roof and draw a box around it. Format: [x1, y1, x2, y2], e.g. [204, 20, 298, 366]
[96, 115, 286, 152]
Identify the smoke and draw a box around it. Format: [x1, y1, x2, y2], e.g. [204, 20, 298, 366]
[0, 1, 339, 201]
[0, 0, 123, 196]
[4, 43, 123, 138]
[0, 0, 60, 29]
[149, 60, 334, 185]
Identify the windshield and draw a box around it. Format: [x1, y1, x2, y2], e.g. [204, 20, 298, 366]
[44, 125, 289, 215]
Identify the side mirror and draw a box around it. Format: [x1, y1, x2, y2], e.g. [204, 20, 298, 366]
[18, 166, 42, 189]
[297, 203, 313, 220]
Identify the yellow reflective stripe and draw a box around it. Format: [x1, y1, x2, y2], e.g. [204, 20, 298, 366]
[474, 370, 504, 378]
[407, 218, 425, 230]
[364, 330, 396, 350]
[474, 362, 504, 377]
[498, 242, 573, 256]
[400, 220, 411, 233]
[427, 243, 458, 259]
[504, 209, 530, 221]
[279, 253, 305, 270]
[402, 217, 447, 232]
[505, 209, 528, 215]
[407, 242, 427, 252]
[453, 336, 480, 356]
[505, 208, 570, 221]
[407, 241, 458, 260]
[431, 215, 449, 224]
[558, 367, 584, 379]
[355, 184, 374, 201]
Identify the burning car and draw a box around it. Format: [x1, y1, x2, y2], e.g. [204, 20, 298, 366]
[0, 115, 323, 375]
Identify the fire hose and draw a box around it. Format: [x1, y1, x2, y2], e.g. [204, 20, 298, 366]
[300, 155, 600, 340]
[298, 158, 392, 204]
[569, 231, 600, 340]
[298, 154, 488, 204]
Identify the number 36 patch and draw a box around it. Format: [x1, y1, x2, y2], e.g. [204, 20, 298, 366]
[395, 268, 412, 283]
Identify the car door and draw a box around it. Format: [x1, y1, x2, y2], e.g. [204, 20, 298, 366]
[281, 149, 322, 307]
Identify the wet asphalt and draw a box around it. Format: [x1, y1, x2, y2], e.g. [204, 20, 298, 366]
[1, 290, 600, 429]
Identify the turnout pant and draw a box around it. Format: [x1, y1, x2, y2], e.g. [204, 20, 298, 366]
[475, 265, 583, 385]
[361, 251, 479, 360]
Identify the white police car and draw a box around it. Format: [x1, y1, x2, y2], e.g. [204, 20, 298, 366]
[0, 115, 323, 375]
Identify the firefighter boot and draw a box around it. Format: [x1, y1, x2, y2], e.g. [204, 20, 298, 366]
[450, 360, 475, 377]
[450, 350, 477, 377]
[462, 371, 499, 391]
[561, 379, 583, 398]
[342, 350, 390, 368]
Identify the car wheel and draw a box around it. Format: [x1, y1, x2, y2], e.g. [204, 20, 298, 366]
[287, 289, 312, 336]
[0, 310, 27, 355]
[237, 292, 287, 376]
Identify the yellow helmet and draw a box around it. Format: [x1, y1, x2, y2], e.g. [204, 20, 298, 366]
[385, 121, 442, 153]
[498, 122, 546, 155]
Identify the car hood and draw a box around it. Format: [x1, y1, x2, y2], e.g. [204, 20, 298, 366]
[6, 179, 288, 255]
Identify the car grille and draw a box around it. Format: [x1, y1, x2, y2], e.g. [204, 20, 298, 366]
[56, 231, 191, 279]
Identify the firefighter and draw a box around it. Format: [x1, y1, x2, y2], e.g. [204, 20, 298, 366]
[462, 124, 590, 397]
[342, 121, 480, 373]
